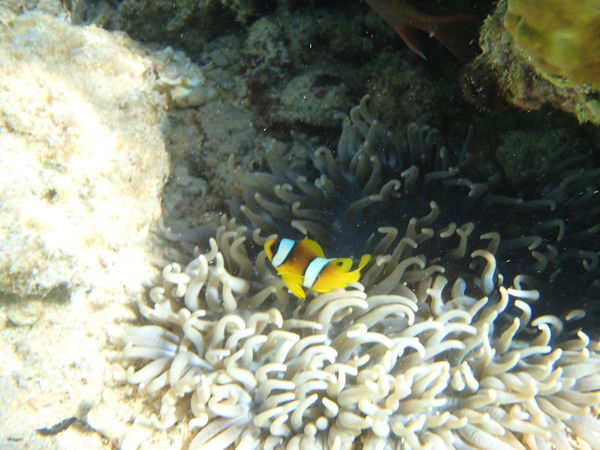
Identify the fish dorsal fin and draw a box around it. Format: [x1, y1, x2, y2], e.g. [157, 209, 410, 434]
[300, 239, 325, 258]
[264, 237, 278, 261]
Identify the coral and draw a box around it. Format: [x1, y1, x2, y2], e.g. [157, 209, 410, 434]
[241, 7, 372, 135]
[241, 16, 292, 129]
[152, 46, 217, 109]
[276, 71, 351, 131]
[462, 0, 600, 124]
[122, 98, 600, 447]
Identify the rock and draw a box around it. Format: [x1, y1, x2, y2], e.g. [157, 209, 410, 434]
[0, 12, 169, 299]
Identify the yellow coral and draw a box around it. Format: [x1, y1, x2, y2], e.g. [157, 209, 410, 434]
[504, 0, 600, 88]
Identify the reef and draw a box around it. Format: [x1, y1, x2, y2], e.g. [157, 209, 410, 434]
[463, 0, 600, 124]
[4, 1, 599, 448]
[121, 98, 600, 448]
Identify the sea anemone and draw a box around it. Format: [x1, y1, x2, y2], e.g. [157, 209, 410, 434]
[121, 97, 600, 448]
[230, 95, 600, 319]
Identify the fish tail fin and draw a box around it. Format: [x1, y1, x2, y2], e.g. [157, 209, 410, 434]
[342, 254, 372, 285]
[357, 254, 371, 271]
[427, 14, 479, 62]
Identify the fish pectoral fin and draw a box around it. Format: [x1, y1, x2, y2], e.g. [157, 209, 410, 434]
[394, 25, 427, 59]
[276, 268, 304, 283]
[426, 15, 479, 62]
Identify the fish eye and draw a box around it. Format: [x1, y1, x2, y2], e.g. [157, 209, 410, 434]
[336, 261, 343, 266]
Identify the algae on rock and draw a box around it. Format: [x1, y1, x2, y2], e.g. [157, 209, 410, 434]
[118, 0, 263, 55]
[504, 0, 600, 89]
[463, 0, 600, 124]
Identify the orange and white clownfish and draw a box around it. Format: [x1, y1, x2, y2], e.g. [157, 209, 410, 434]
[264, 237, 371, 299]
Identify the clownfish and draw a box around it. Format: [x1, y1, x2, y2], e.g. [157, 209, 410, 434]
[264, 237, 371, 299]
